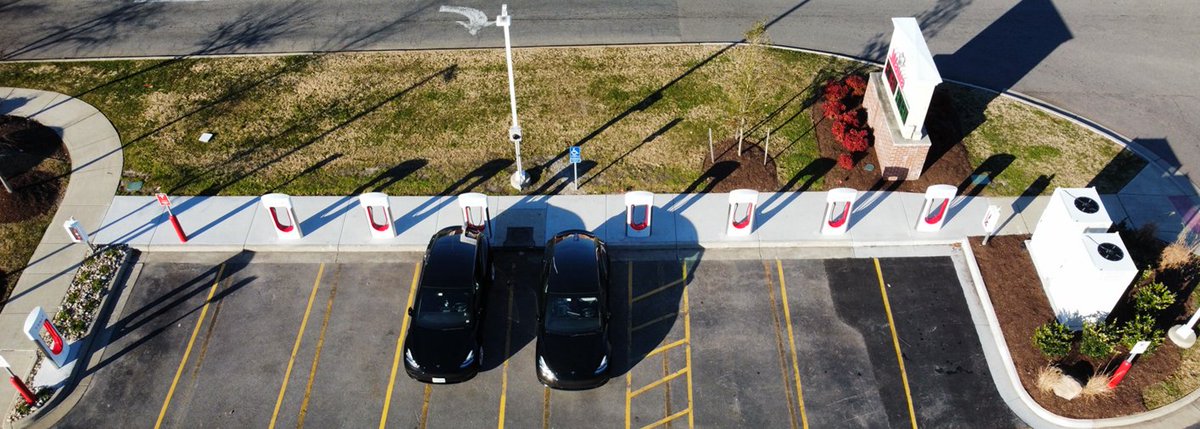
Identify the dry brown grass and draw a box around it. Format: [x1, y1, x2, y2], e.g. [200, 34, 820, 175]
[1037, 365, 1065, 394]
[1159, 238, 1196, 270]
[1082, 373, 1115, 400]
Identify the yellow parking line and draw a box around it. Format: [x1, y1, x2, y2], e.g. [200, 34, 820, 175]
[633, 313, 677, 332]
[633, 277, 685, 303]
[626, 262, 634, 429]
[498, 284, 514, 429]
[379, 263, 423, 429]
[641, 408, 690, 429]
[631, 367, 688, 398]
[418, 384, 432, 429]
[297, 265, 341, 428]
[776, 260, 809, 429]
[763, 262, 798, 429]
[154, 264, 226, 429]
[645, 338, 688, 359]
[874, 258, 918, 429]
[269, 263, 326, 429]
[542, 387, 551, 429]
[681, 261, 694, 429]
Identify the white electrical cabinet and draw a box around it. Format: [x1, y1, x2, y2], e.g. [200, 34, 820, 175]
[1041, 233, 1137, 328]
[1031, 188, 1112, 270]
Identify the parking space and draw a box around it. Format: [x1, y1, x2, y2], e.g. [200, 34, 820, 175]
[59, 250, 1022, 428]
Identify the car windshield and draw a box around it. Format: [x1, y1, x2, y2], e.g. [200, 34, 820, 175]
[414, 289, 472, 329]
[545, 295, 601, 335]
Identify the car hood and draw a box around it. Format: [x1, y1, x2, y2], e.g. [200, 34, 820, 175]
[406, 325, 476, 372]
[539, 331, 607, 378]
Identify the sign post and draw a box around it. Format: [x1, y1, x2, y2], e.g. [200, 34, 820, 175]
[569, 146, 582, 190]
[981, 204, 1001, 245]
[1108, 340, 1152, 389]
[157, 192, 188, 243]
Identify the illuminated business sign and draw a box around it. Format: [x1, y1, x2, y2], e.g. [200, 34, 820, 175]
[883, 18, 942, 140]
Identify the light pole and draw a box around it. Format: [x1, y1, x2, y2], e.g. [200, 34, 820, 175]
[497, 4, 529, 190]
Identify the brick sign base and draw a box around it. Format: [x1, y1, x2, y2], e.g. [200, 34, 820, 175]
[863, 72, 932, 181]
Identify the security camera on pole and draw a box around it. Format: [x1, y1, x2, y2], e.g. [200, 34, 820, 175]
[497, 4, 529, 190]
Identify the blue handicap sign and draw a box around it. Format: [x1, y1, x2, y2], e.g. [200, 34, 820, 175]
[569, 146, 582, 164]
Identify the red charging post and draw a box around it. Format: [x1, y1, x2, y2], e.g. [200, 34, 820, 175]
[1108, 340, 1152, 389]
[157, 192, 187, 243]
[0, 355, 35, 406]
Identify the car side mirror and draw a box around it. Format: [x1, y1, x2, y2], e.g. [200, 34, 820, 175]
[407, 307, 414, 317]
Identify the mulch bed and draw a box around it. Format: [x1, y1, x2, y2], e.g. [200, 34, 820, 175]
[969, 234, 1188, 418]
[0, 115, 67, 223]
[691, 137, 779, 193]
[811, 87, 974, 193]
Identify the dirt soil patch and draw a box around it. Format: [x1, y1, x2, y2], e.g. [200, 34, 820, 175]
[969, 235, 1186, 418]
[811, 87, 974, 194]
[690, 137, 779, 193]
[0, 115, 67, 222]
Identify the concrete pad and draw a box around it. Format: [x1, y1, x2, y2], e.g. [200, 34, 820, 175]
[0, 349, 36, 381]
[1121, 166, 1198, 197]
[61, 171, 121, 206]
[66, 134, 123, 165]
[1016, 195, 1051, 236]
[388, 196, 458, 246]
[337, 197, 430, 252]
[542, 195, 608, 243]
[0, 87, 15, 101]
[1119, 193, 1189, 241]
[602, 194, 678, 248]
[0, 88, 63, 117]
[491, 197, 547, 247]
[241, 196, 350, 251]
[849, 191, 914, 243]
[760, 246, 854, 259]
[757, 191, 830, 244]
[29, 99, 102, 130]
[39, 204, 113, 245]
[153, 196, 252, 251]
[983, 197, 1031, 236]
[20, 242, 89, 275]
[2, 271, 74, 315]
[1099, 194, 1131, 225]
[94, 197, 161, 246]
[936, 196, 990, 238]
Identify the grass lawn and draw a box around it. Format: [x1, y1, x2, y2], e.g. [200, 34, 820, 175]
[0, 45, 1133, 197]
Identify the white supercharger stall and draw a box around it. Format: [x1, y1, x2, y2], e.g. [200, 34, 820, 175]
[358, 192, 396, 239]
[822, 188, 857, 235]
[457, 193, 491, 237]
[726, 189, 759, 236]
[624, 191, 654, 238]
[262, 193, 303, 239]
[915, 184, 956, 232]
[1041, 233, 1138, 327]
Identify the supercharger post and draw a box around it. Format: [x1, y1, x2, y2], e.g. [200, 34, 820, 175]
[624, 191, 653, 238]
[358, 192, 396, 239]
[458, 193, 491, 238]
[23, 306, 72, 369]
[157, 192, 188, 243]
[261, 193, 303, 239]
[1108, 340, 1152, 389]
[0, 355, 36, 406]
[497, 4, 529, 190]
[62, 217, 95, 251]
[915, 184, 955, 232]
[822, 188, 857, 236]
[726, 189, 759, 237]
[981, 204, 1001, 246]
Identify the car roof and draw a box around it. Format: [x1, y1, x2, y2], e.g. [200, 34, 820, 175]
[421, 227, 480, 288]
[546, 231, 601, 294]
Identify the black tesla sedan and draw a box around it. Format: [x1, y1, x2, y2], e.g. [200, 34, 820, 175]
[404, 226, 491, 384]
[536, 230, 611, 390]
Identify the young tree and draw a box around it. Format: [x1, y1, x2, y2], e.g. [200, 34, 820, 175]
[728, 21, 773, 138]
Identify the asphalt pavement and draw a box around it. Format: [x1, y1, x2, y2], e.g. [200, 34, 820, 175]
[1, 0, 1197, 182]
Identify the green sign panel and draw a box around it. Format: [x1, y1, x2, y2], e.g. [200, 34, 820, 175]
[894, 90, 909, 124]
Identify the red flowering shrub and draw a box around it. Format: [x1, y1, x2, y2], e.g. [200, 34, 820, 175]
[831, 120, 847, 141]
[824, 81, 849, 104]
[837, 153, 854, 170]
[822, 100, 845, 119]
[846, 75, 867, 96]
[842, 129, 869, 153]
[839, 111, 861, 128]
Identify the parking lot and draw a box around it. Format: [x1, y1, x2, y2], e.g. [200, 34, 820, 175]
[58, 249, 1023, 428]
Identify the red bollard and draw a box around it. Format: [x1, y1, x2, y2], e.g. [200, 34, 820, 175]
[1107, 360, 1133, 389]
[9, 375, 35, 406]
[168, 213, 188, 243]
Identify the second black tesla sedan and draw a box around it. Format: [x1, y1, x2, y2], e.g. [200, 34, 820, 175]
[536, 230, 611, 390]
[404, 226, 491, 384]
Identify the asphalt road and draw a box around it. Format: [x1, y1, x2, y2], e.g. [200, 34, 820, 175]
[1, 0, 1198, 181]
[57, 250, 1021, 428]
